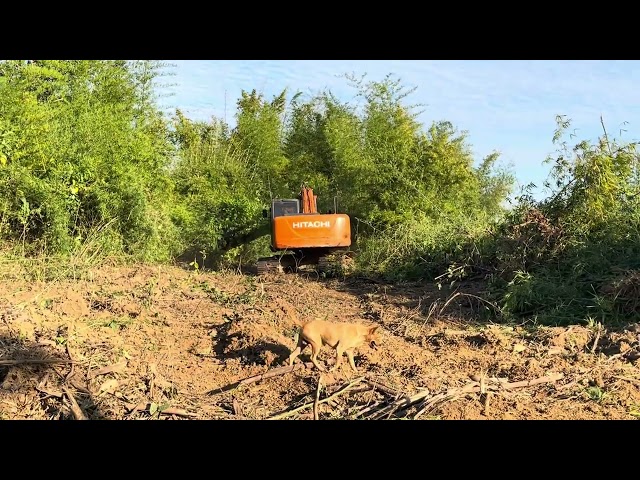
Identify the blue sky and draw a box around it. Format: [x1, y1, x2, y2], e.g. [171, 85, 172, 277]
[157, 60, 640, 200]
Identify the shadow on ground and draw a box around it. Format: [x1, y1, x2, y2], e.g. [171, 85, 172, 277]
[212, 314, 291, 366]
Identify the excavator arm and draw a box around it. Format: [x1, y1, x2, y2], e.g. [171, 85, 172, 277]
[217, 220, 271, 252]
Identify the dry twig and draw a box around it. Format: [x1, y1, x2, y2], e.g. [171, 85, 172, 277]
[355, 373, 564, 420]
[365, 379, 400, 398]
[233, 398, 244, 417]
[62, 386, 88, 420]
[413, 373, 564, 419]
[36, 384, 63, 399]
[125, 402, 197, 418]
[207, 361, 314, 395]
[439, 291, 502, 317]
[483, 392, 492, 416]
[353, 401, 384, 418]
[591, 325, 603, 354]
[613, 375, 640, 387]
[0, 358, 75, 366]
[367, 388, 432, 420]
[499, 373, 564, 390]
[268, 376, 365, 420]
[314, 374, 323, 420]
[65, 344, 76, 383]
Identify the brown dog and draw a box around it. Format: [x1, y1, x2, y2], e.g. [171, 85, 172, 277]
[287, 319, 380, 373]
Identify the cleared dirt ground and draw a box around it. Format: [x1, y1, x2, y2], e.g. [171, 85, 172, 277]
[1, 262, 639, 420]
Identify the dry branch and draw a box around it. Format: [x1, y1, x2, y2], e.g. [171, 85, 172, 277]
[413, 373, 564, 420]
[0, 358, 76, 366]
[125, 402, 197, 418]
[207, 361, 315, 395]
[353, 401, 384, 418]
[439, 291, 502, 317]
[233, 398, 244, 417]
[357, 373, 564, 420]
[268, 376, 365, 420]
[156, 407, 196, 418]
[613, 375, 640, 387]
[499, 373, 564, 390]
[36, 385, 63, 398]
[65, 344, 76, 382]
[365, 379, 400, 397]
[314, 375, 323, 420]
[62, 386, 88, 420]
[482, 392, 492, 417]
[367, 388, 432, 420]
[590, 326, 602, 354]
[413, 386, 478, 420]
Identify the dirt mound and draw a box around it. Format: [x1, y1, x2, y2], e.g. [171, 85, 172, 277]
[1, 265, 639, 420]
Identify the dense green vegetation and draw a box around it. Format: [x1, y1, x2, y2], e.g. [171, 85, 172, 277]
[1, 60, 639, 326]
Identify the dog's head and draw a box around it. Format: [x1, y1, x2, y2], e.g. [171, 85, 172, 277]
[366, 325, 380, 350]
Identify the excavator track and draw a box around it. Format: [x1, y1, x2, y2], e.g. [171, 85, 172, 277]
[256, 258, 284, 275]
[256, 251, 354, 277]
[317, 252, 355, 275]
[256, 254, 299, 275]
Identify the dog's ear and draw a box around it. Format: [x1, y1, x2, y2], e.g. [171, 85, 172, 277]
[369, 325, 379, 335]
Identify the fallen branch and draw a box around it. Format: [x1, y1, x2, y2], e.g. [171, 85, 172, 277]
[314, 375, 323, 420]
[155, 407, 196, 418]
[413, 385, 479, 420]
[0, 358, 76, 366]
[613, 375, 640, 387]
[499, 373, 564, 390]
[413, 373, 564, 420]
[590, 326, 603, 354]
[207, 362, 315, 395]
[65, 344, 76, 382]
[439, 291, 503, 318]
[268, 376, 365, 420]
[367, 388, 432, 420]
[62, 386, 88, 420]
[125, 402, 197, 418]
[36, 385, 63, 399]
[353, 400, 384, 418]
[482, 392, 492, 417]
[365, 379, 400, 398]
[233, 398, 244, 417]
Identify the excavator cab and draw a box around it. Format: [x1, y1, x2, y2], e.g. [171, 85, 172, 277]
[263, 199, 300, 220]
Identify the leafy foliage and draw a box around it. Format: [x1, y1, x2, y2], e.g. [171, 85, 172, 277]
[0, 60, 180, 261]
[472, 116, 640, 325]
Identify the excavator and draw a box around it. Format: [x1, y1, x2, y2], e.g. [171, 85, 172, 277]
[256, 184, 353, 275]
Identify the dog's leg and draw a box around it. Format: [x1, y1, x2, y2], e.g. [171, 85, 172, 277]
[309, 341, 327, 372]
[328, 343, 344, 372]
[287, 335, 308, 366]
[345, 349, 358, 373]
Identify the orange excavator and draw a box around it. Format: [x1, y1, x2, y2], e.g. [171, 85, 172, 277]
[256, 184, 353, 274]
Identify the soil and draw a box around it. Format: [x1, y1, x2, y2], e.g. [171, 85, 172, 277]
[1, 263, 639, 420]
